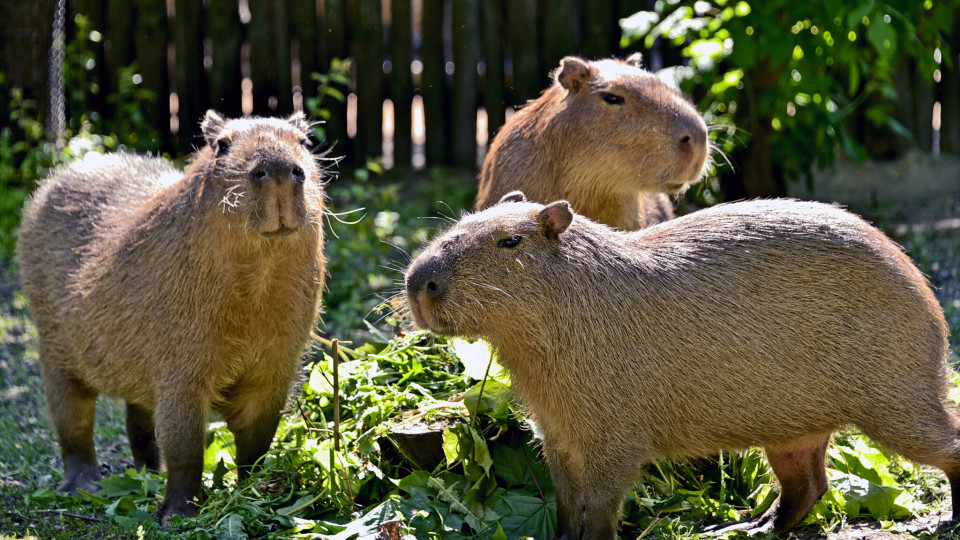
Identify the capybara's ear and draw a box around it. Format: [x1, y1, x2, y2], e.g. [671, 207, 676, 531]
[557, 57, 592, 93]
[625, 52, 643, 68]
[201, 110, 226, 149]
[538, 201, 573, 238]
[287, 111, 310, 135]
[499, 191, 527, 204]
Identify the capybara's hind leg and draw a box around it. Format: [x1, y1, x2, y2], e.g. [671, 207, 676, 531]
[42, 363, 101, 494]
[762, 434, 831, 533]
[704, 433, 831, 535]
[860, 404, 960, 526]
[125, 402, 160, 471]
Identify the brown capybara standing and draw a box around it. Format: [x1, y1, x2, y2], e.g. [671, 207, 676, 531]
[476, 55, 710, 230]
[17, 111, 327, 520]
[405, 192, 960, 539]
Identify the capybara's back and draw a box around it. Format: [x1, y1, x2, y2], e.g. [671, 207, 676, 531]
[17, 110, 327, 520]
[405, 195, 959, 538]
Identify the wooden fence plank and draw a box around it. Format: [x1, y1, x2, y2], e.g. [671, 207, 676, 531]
[542, 0, 576, 72]
[293, 0, 319, 106]
[451, 0, 479, 167]
[582, 1, 615, 59]
[133, 0, 171, 151]
[322, 0, 351, 161]
[353, 0, 383, 162]
[482, 0, 506, 141]
[174, 0, 206, 153]
[207, 0, 243, 118]
[421, 0, 448, 164]
[389, 0, 413, 168]
[940, 31, 960, 155]
[249, 0, 292, 116]
[506, 0, 540, 105]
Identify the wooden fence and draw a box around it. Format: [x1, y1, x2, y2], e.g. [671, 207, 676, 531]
[61, 0, 663, 168]
[25, 0, 960, 168]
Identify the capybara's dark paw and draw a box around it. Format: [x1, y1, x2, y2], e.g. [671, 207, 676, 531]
[157, 497, 198, 527]
[57, 464, 103, 496]
[701, 514, 775, 537]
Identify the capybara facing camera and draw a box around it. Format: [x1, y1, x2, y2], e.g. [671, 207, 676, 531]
[17, 111, 328, 520]
[405, 192, 960, 539]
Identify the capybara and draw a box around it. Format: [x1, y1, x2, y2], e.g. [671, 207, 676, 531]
[476, 55, 709, 230]
[17, 110, 327, 520]
[405, 192, 959, 539]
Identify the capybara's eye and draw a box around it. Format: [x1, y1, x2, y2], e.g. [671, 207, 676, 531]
[601, 93, 625, 105]
[215, 139, 231, 157]
[496, 235, 522, 249]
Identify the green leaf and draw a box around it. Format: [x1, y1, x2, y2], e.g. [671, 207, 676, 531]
[498, 492, 556, 540]
[442, 424, 493, 481]
[276, 493, 322, 517]
[218, 513, 248, 540]
[867, 17, 897, 58]
[847, 2, 875, 28]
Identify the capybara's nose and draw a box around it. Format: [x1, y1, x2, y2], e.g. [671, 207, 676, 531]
[676, 114, 708, 156]
[406, 264, 446, 300]
[251, 161, 305, 183]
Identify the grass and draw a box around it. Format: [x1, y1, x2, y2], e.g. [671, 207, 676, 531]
[2, 171, 960, 539]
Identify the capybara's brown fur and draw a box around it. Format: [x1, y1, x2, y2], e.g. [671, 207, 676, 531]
[405, 193, 960, 539]
[17, 111, 327, 520]
[476, 55, 709, 230]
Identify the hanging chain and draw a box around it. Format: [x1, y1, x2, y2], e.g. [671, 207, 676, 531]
[47, 0, 67, 148]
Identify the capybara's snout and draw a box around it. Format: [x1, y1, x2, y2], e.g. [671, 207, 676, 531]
[251, 158, 309, 236]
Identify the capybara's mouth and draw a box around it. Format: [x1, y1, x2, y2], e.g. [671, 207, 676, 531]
[406, 296, 449, 334]
[260, 226, 299, 238]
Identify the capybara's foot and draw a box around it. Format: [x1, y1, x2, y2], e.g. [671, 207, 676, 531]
[57, 456, 102, 495]
[701, 513, 776, 537]
[157, 495, 199, 526]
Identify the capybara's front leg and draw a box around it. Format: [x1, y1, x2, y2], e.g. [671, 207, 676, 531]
[544, 439, 585, 540]
[227, 389, 288, 479]
[42, 362, 102, 494]
[154, 391, 208, 521]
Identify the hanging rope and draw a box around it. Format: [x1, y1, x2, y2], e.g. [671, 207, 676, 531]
[47, 0, 66, 148]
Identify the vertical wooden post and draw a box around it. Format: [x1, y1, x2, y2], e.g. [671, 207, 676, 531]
[323, 0, 351, 163]
[506, 0, 539, 105]
[293, 0, 319, 107]
[582, 1, 615, 59]
[248, 0, 292, 116]
[389, 0, 413, 168]
[542, 0, 576, 73]
[482, 0, 506, 144]
[106, 0, 135, 118]
[174, 0, 206, 154]
[940, 32, 960, 155]
[207, 0, 243, 118]
[421, 0, 448, 165]
[451, 0, 479, 168]
[353, 0, 384, 162]
[133, 0, 171, 151]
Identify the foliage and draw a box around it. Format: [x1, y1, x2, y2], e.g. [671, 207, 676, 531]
[319, 168, 475, 340]
[621, 0, 956, 197]
[0, 14, 161, 261]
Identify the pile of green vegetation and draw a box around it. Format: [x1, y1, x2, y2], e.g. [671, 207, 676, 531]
[4, 162, 960, 538]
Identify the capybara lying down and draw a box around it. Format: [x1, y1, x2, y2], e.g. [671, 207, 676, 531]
[405, 192, 958, 539]
[17, 110, 328, 520]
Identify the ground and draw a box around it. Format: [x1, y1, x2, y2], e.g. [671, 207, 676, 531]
[2, 156, 960, 539]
